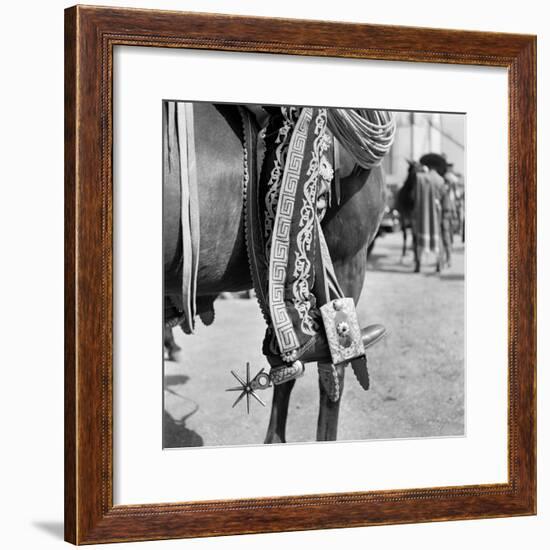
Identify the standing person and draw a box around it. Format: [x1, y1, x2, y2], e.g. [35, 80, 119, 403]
[411, 163, 446, 273]
[440, 171, 459, 269]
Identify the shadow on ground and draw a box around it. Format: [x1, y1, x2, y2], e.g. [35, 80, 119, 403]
[439, 273, 465, 281]
[164, 374, 190, 386]
[163, 231, 465, 447]
[163, 410, 204, 448]
[32, 521, 64, 540]
[368, 251, 417, 275]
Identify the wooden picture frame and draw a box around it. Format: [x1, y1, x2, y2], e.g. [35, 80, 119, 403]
[64, 5, 536, 544]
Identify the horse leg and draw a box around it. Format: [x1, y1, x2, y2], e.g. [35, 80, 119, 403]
[413, 232, 421, 272]
[401, 225, 407, 259]
[163, 326, 181, 361]
[316, 363, 346, 441]
[366, 238, 375, 259]
[315, 248, 368, 441]
[264, 379, 296, 444]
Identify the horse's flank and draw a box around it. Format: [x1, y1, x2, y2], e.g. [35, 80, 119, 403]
[165, 102, 388, 444]
[191, 103, 385, 300]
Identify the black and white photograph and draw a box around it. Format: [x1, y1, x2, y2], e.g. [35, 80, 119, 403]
[163, 101, 465, 448]
[1, 0, 542, 547]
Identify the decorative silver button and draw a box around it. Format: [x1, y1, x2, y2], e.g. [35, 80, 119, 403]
[337, 321, 350, 336]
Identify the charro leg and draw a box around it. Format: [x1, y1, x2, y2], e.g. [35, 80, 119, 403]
[264, 379, 296, 444]
[316, 363, 346, 441]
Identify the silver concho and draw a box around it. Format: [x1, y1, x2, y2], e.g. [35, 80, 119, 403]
[320, 297, 365, 365]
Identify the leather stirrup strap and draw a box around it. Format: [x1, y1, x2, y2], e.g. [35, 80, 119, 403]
[238, 107, 269, 320]
[176, 102, 200, 333]
[317, 217, 344, 302]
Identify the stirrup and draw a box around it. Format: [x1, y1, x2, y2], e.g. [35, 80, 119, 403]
[270, 361, 306, 385]
[267, 324, 386, 385]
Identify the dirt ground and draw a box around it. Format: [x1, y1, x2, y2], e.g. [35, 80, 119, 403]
[163, 230, 465, 448]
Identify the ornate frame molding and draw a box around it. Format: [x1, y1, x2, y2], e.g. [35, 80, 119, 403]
[65, 5, 536, 544]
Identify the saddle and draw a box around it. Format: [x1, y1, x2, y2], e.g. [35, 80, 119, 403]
[164, 102, 395, 399]
[217, 104, 392, 392]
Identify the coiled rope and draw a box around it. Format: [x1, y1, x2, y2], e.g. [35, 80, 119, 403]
[327, 109, 396, 169]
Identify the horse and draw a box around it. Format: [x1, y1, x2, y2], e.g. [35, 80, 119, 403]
[165, 103, 387, 443]
[395, 156, 450, 273]
[395, 160, 418, 262]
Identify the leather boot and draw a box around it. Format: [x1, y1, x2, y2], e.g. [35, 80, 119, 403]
[267, 324, 386, 369]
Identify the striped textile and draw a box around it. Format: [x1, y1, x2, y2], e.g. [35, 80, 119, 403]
[412, 170, 446, 255]
[163, 101, 200, 333]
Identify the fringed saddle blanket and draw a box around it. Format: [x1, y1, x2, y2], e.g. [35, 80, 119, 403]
[412, 169, 446, 256]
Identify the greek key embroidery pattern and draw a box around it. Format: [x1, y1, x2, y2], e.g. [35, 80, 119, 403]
[264, 108, 298, 262]
[268, 108, 312, 354]
[292, 108, 329, 335]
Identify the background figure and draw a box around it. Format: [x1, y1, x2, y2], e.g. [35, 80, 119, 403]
[440, 171, 459, 269]
[412, 165, 446, 272]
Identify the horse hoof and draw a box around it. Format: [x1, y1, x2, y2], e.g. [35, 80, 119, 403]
[166, 348, 183, 363]
[264, 434, 285, 444]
